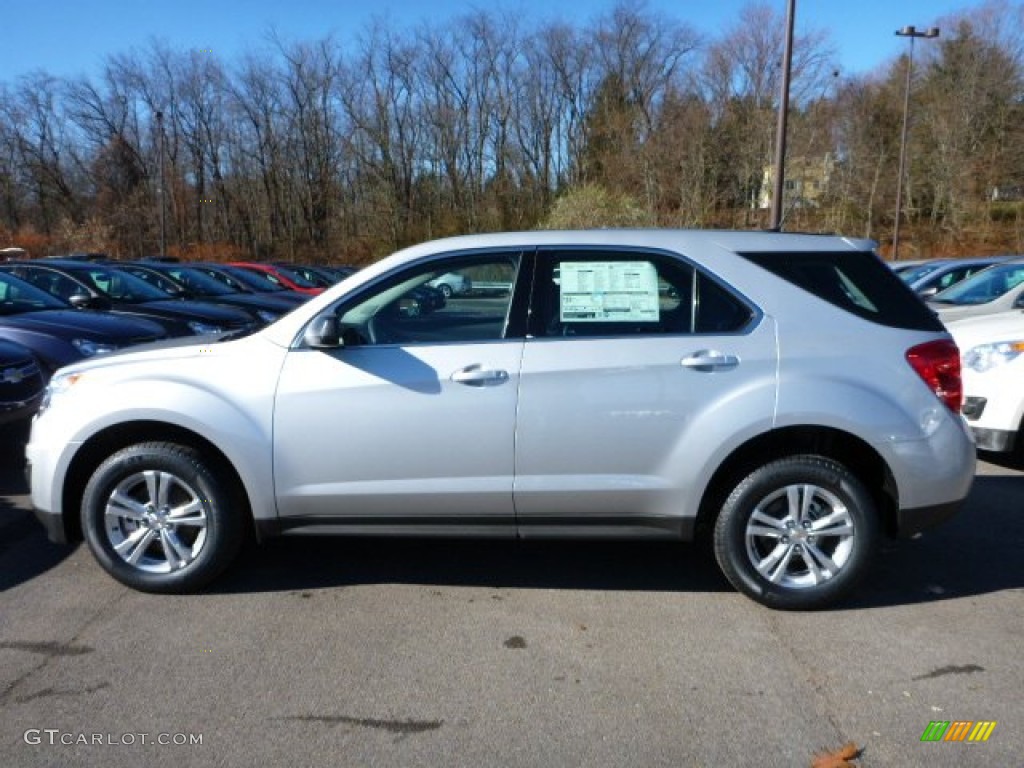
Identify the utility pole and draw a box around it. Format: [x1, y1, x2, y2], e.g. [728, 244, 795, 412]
[156, 110, 167, 256]
[769, 0, 796, 231]
[892, 25, 939, 260]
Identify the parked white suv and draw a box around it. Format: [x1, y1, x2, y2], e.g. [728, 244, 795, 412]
[26, 230, 975, 609]
[947, 310, 1024, 452]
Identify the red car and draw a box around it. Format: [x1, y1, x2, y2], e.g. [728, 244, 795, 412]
[228, 262, 325, 296]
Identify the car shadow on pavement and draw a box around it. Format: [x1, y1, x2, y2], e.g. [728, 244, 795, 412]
[0, 427, 79, 592]
[846, 474, 1024, 610]
[212, 474, 1024, 607]
[978, 448, 1024, 472]
[215, 537, 733, 596]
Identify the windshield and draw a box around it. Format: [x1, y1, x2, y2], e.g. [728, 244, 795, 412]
[0, 272, 70, 314]
[268, 264, 320, 288]
[932, 263, 1024, 305]
[220, 266, 287, 293]
[166, 267, 237, 296]
[74, 266, 175, 302]
[126, 267, 187, 295]
[310, 265, 348, 282]
[899, 261, 947, 284]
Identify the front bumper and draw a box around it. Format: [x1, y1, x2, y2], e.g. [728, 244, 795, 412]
[971, 427, 1017, 452]
[960, 367, 1024, 453]
[23, 443, 69, 544]
[24, 419, 77, 544]
[33, 503, 68, 544]
[0, 392, 44, 426]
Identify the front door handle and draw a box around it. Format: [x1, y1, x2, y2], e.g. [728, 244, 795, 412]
[451, 365, 510, 387]
[680, 350, 740, 372]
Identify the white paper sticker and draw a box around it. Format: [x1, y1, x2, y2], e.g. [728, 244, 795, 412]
[559, 261, 660, 322]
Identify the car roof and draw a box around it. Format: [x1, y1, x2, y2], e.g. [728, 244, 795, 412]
[382, 229, 876, 259]
[909, 255, 1014, 278]
[4, 259, 99, 270]
[937, 255, 1016, 266]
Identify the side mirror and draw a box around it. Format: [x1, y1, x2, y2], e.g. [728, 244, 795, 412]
[917, 286, 939, 299]
[69, 292, 108, 310]
[304, 314, 342, 349]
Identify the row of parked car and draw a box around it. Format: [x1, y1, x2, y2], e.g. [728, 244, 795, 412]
[892, 254, 1024, 454]
[0, 257, 353, 426]
[0, 254, 483, 427]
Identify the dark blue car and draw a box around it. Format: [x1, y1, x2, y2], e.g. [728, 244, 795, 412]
[0, 260, 257, 338]
[0, 271, 167, 385]
[0, 338, 45, 426]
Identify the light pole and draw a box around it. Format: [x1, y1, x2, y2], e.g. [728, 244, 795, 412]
[156, 110, 167, 256]
[769, 0, 796, 231]
[892, 25, 939, 260]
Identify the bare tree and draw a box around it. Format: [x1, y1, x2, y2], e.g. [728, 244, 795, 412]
[1, 74, 83, 238]
[698, 2, 836, 222]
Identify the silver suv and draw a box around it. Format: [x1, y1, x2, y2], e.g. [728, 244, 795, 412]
[26, 231, 975, 609]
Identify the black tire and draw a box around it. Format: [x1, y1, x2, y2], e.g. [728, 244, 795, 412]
[713, 456, 879, 610]
[81, 442, 244, 593]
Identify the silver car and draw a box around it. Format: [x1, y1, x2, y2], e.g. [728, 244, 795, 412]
[928, 258, 1024, 321]
[26, 230, 975, 609]
[902, 256, 1012, 299]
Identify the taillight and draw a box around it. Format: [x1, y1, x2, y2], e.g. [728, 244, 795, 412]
[906, 340, 963, 413]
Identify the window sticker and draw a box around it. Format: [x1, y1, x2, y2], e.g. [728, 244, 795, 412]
[559, 261, 661, 322]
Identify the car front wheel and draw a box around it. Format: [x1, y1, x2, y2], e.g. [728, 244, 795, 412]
[81, 442, 244, 593]
[713, 456, 879, 610]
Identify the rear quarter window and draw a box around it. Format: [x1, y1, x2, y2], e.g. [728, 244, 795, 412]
[739, 250, 944, 332]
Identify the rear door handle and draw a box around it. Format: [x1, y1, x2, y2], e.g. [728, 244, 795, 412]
[680, 350, 740, 372]
[451, 365, 510, 387]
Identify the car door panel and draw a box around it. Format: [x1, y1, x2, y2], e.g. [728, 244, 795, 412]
[274, 342, 523, 526]
[514, 327, 777, 530]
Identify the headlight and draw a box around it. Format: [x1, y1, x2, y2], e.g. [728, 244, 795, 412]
[38, 371, 85, 415]
[188, 320, 224, 335]
[256, 309, 279, 324]
[71, 338, 116, 357]
[963, 340, 1024, 372]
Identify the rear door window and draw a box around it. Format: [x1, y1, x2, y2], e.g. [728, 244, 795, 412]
[531, 249, 754, 337]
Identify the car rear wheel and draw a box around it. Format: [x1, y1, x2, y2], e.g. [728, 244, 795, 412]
[713, 456, 879, 610]
[81, 442, 243, 593]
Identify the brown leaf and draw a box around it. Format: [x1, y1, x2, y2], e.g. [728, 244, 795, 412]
[811, 742, 861, 768]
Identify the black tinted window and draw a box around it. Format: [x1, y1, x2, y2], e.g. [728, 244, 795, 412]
[739, 250, 943, 331]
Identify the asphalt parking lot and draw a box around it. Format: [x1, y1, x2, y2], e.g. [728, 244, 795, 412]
[1, 425, 1021, 768]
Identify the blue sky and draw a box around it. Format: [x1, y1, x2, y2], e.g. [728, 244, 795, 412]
[2, 0, 977, 84]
